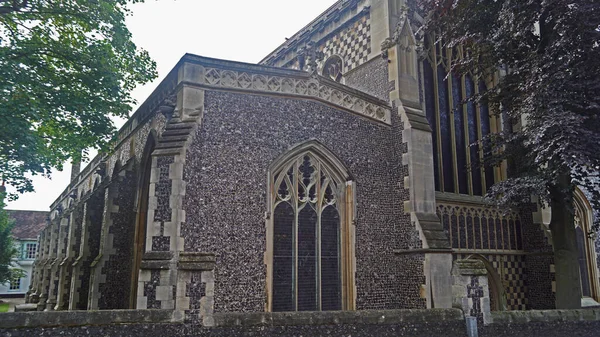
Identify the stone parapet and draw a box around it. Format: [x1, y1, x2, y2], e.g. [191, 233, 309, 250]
[179, 55, 392, 125]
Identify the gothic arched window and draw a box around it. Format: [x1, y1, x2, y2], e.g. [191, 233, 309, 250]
[322, 56, 344, 82]
[422, 36, 498, 196]
[267, 142, 355, 312]
[574, 188, 600, 300]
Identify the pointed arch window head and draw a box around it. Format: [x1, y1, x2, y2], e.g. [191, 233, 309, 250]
[573, 188, 600, 300]
[268, 142, 355, 312]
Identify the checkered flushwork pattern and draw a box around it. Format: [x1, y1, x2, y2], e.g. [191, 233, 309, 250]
[488, 254, 528, 311]
[455, 254, 528, 311]
[317, 14, 371, 73]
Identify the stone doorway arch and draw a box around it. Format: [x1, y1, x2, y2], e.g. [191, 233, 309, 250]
[465, 254, 507, 311]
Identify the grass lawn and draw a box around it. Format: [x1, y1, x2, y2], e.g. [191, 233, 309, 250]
[0, 302, 9, 312]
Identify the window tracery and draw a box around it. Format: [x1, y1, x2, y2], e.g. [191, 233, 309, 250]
[268, 145, 354, 312]
[574, 188, 599, 300]
[422, 36, 498, 196]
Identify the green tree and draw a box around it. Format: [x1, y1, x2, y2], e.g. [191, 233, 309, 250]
[0, 0, 157, 197]
[422, 0, 600, 308]
[0, 187, 21, 284]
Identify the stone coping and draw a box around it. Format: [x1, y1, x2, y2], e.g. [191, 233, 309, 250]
[181, 54, 392, 125]
[213, 309, 464, 327]
[489, 309, 600, 325]
[4, 308, 600, 330]
[0, 309, 178, 329]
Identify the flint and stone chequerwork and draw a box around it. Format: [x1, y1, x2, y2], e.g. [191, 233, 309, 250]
[26, 0, 600, 322]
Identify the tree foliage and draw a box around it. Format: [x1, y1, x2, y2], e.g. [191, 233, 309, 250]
[421, 0, 600, 227]
[0, 188, 20, 284]
[0, 0, 157, 197]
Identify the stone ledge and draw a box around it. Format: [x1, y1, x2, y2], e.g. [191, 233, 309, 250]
[213, 309, 464, 327]
[0, 309, 179, 329]
[143, 251, 174, 260]
[490, 309, 600, 325]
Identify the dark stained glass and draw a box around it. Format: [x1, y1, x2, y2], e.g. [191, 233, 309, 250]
[515, 220, 523, 250]
[273, 202, 295, 312]
[321, 206, 341, 311]
[486, 216, 496, 250]
[423, 59, 440, 191]
[452, 74, 468, 194]
[448, 213, 458, 248]
[466, 214, 475, 249]
[272, 154, 344, 312]
[465, 76, 482, 195]
[499, 219, 508, 250]
[508, 219, 517, 251]
[576, 227, 592, 297]
[438, 65, 454, 193]
[453, 213, 462, 249]
[297, 206, 317, 311]
[479, 81, 495, 192]
[476, 217, 485, 250]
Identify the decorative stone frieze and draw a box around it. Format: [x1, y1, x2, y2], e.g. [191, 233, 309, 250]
[437, 200, 523, 251]
[194, 66, 391, 124]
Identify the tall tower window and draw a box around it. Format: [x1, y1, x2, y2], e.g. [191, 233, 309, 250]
[422, 36, 499, 196]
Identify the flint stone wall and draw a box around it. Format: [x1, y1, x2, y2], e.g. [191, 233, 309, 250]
[480, 309, 600, 337]
[0, 309, 467, 337]
[4, 309, 600, 337]
[182, 90, 423, 312]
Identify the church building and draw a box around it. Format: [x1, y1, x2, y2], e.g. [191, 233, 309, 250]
[27, 0, 599, 322]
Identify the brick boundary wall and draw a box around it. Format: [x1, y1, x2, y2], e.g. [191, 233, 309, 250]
[2, 309, 600, 337]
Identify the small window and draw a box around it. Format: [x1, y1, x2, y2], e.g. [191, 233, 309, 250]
[24, 243, 37, 260]
[322, 56, 344, 82]
[9, 276, 21, 290]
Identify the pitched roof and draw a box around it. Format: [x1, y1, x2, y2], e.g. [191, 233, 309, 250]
[6, 210, 48, 240]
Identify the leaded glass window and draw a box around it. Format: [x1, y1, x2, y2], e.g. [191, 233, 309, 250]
[422, 36, 497, 196]
[271, 152, 347, 312]
[574, 189, 599, 300]
[9, 276, 21, 290]
[24, 243, 37, 260]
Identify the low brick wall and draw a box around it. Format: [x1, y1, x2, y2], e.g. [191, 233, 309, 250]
[481, 309, 600, 337]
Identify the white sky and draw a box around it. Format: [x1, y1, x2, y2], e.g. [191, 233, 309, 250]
[6, 0, 338, 211]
